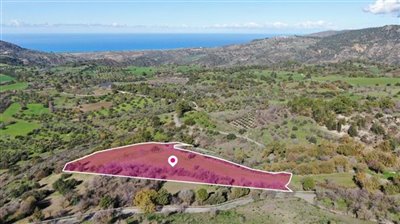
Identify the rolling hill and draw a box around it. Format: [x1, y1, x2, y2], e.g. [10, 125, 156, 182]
[1, 25, 399, 67]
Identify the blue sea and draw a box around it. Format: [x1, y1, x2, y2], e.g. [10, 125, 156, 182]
[2, 33, 277, 53]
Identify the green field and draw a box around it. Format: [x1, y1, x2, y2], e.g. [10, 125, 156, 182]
[0, 120, 40, 137]
[175, 65, 202, 73]
[314, 76, 400, 86]
[0, 82, 28, 92]
[0, 103, 43, 137]
[290, 172, 356, 190]
[126, 66, 157, 76]
[255, 70, 305, 81]
[183, 111, 216, 129]
[23, 104, 49, 115]
[162, 181, 217, 194]
[0, 74, 15, 83]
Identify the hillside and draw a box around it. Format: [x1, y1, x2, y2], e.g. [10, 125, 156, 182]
[1, 25, 399, 66]
[0, 41, 77, 66]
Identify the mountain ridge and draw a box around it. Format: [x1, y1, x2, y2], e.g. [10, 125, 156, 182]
[1, 25, 399, 66]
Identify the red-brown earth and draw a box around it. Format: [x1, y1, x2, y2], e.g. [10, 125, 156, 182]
[64, 142, 292, 191]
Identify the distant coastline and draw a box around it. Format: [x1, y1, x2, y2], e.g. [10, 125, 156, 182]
[2, 33, 282, 53]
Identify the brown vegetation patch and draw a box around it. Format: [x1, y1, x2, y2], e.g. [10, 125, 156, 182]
[79, 102, 112, 112]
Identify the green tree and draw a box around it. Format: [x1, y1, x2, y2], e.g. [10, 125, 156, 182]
[196, 188, 209, 203]
[175, 100, 192, 117]
[155, 189, 170, 206]
[133, 189, 158, 213]
[227, 133, 236, 140]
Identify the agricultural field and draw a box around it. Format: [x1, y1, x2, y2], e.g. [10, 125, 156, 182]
[126, 66, 158, 76]
[0, 103, 42, 137]
[313, 76, 400, 86]
[0, 82, 28, 92]
[0, 74, 14, 84]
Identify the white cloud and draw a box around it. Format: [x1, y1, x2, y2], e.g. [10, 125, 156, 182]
[295, 20, 333, 29]
[3, 20, 334, 32]
[3, 20, 128, 28]
[272, 22, 289, 28]
[208, 21, 328, 30]
[9, 19, 23, 27]
[209, 22, 264, 29]
[364, 0, 400, 16]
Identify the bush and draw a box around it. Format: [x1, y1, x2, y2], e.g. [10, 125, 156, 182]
[337, 141, 360, 156]
[301, 177, 315, 191]
[178, 190, 194, 205]
[99, 195, 116, 209]
[196, 188, 208, 203]
[175, 100, 192, 117]
[133, 189, 158, 213]
[370, 123, 385, 135]
[382, 183, 400, 195]
[229, 187, 250, 200]
[205, 191, 226, 205]
[17, 196, 37, 218]
[348, 125, 358, 137]
[52, 178, 79, 196]
[155, 189, 170, 206]
[307, 136, 317, 144]
[238, 129, 246, 134]
[184, 118, 196, 126]
[226, 133, 237, 140]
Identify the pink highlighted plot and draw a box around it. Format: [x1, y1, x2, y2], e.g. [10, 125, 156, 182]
[63, 142, 292, 192]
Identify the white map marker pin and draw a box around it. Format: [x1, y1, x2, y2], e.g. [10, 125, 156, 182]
[168, 155, 178, 167]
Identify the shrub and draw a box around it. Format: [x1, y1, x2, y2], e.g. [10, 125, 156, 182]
[155, 189, 170, 206]
[370, 123, 385, 135]
[307, 136, 317, 144]
[133, 189, 157, 213]
[178, 190, 194, 204]
[52, 178, 79, 196]
[229, 187, 250, 200]
[382, 183, 400, 195]
[348, 125, 358, 137]
[226, 133, 237, 140]
[205, 191, 226, 205]
[325, 118, 337, 131]
[99, 195, 116, 209]
[196, 188, 209, 203]
[31, 208, 44, 222]
[17, 196, 37, 218]
[337, 142, 360, 156]
[175, 100, 192, 117]
[92, 210, 115, 224]
[238, 129, 246, 134]
[301, 177, 315, 191]
[184, 118, 196, 126]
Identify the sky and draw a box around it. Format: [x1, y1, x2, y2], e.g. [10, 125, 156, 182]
[1, 0, 399, 34]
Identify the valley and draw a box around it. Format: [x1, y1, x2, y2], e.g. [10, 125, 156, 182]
[0, 25, 400, 223]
